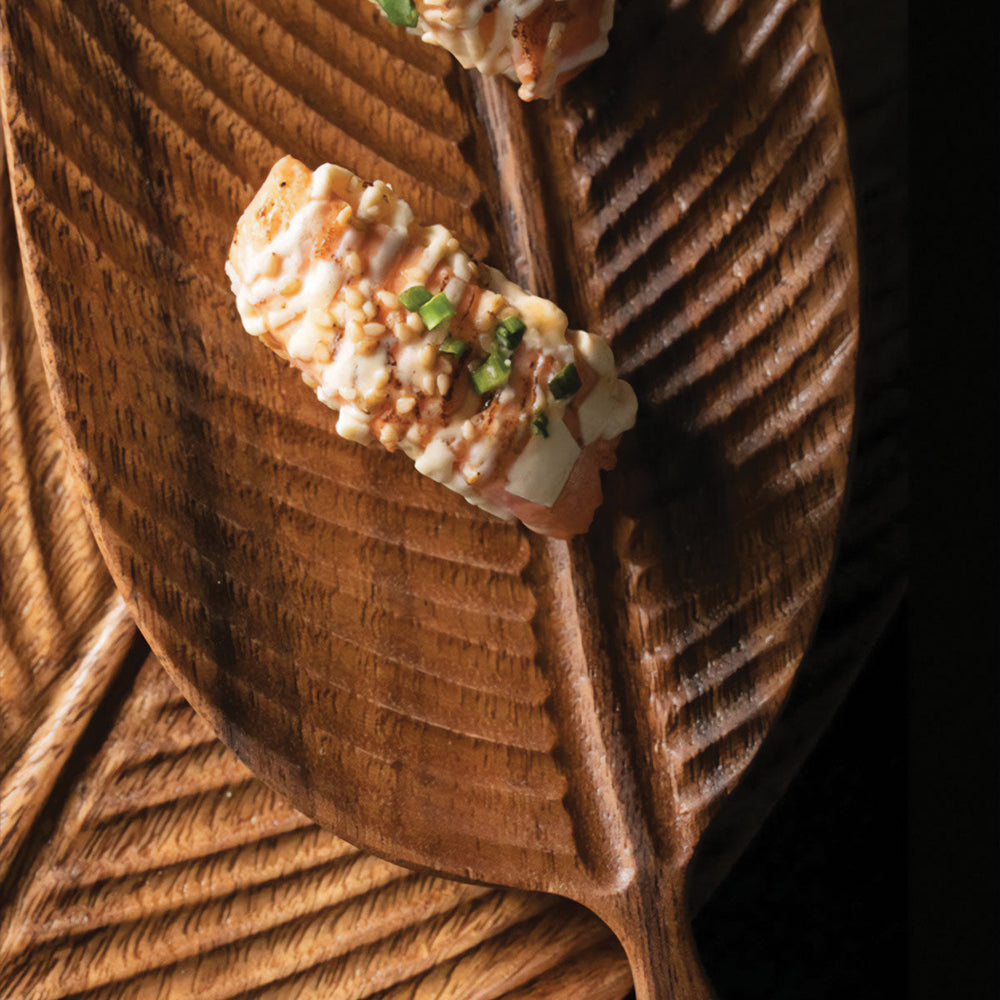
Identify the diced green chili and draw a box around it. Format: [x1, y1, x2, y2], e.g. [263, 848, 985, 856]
[549, 362, 581, 400]
[376, 0, 419, 28]
[439, 337, 468, 357]
[398, 285, 431, 311]
[419, 292, 456, 330]
[532, 409, 550, 438]
[471, 352, 511, 394]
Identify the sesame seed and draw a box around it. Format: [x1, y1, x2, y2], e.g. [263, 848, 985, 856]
[421, 373, 435, 395]
[358, 186, 383, 221]
[346, 320, 365, 342]
[373, 368, 390, 389]
[376, 290, 399, 310]
[362, 301, 377, 319]
[310, 308, 334, 328]
[344, 252, 363, 277]
[445, 237, 459, 252]
[241, 313, 267, 336]
[287, 329, 315, 361]
[406, 312, 425, 333]
[419, 343, 437, 369]
[280, 277, 302, 297]
[394, 321, 416, 344]
[475, 307, 499, 332]
[309, 166, 336, 201]
[315, 343, 332, 364]
[379, 424, 399, 446]
[358, 278, 373, 297]
[403, 266, 428, 285]
[267, 309, 291, 330]
[461, 420, 475, 441]
[264, 253, 282, 278]
[335, 205, 353, 226]
[344, 287, 364, 309]
[396, 396, 416, 415]
[364, 322, 387, 339]
[436, 373, 451, 395]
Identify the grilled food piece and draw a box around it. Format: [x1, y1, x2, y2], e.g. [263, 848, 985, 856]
[226, 156, 636, 538]
[371, 0, 615, 101]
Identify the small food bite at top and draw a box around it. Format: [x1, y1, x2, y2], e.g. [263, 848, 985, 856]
[226, 156, 636, 538]
[370, 0, 614, 102]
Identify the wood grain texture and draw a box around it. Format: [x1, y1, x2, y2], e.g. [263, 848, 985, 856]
[690, 0, 906, 906]
[0, 653, 634, 1000]
[0, 119, 631, 1000]
[0, 132, 136, 888]
[0, 0, 859, 995]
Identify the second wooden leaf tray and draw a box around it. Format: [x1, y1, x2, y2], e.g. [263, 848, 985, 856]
[0, 0, 858, 994]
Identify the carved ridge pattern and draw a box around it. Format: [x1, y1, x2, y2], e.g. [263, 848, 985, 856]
[5, 0, 582, 881]
[0, 128, 137, 885]
[539, 0, 856, 859]
[1, 0, 857, 992]
[0, 17, 632, 1000]
[0, 656, 629, 1000]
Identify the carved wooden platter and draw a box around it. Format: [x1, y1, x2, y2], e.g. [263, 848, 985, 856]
[1, 142, 633, 1000]
[0, 0, 858, 995]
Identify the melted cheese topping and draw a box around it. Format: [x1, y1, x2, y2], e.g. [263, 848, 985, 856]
[506, 417, 581, 506]
[228, 158, 637, 519]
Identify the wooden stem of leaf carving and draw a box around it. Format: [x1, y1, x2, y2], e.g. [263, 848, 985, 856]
[0, 597, 134, 886]
[472, 79, 716, 998]
[605, 870, 714, 1000]
[0, 2, 859, 999]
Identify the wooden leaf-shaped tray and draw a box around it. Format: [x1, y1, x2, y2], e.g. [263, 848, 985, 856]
[0, 0, 858, 994]
[1, 135, 633, 1000]
[0, 141, 136, 886]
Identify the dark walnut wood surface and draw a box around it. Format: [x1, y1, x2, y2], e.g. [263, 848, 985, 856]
[0, 136, 634, 1000]
[0, 0, 859, 995]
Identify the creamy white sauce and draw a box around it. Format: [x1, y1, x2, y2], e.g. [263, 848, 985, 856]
[578, 375, 638, 445]
[572, 329, 639, 445]
[229, 159, 637, 519]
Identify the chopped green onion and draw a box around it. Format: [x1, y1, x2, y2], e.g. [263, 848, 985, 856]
[398, 285, 432, 311]
[532, 410, 549, 437]
[500, 316, 526, 337]
[419, 292, 456, 330]
[549, 362, 581, 400]
[471, 352, 511, 395]
[496, 316, 525, 354]
[439, 337, 468, 357]
[376, 0, 419, 27]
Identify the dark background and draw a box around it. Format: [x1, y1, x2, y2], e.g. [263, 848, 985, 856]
[691, 1, 911, 996]
[685, 2, 1000, 998]
[696, 605, 906, 999]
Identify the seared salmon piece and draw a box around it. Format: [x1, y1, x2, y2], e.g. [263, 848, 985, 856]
[227, 156, 636, 537]
[371, 0, 615, 101]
